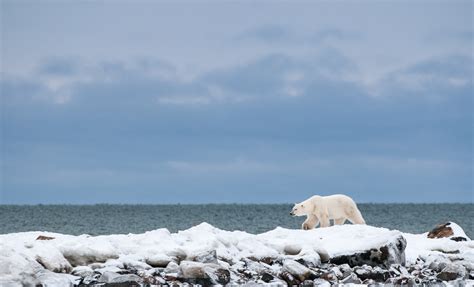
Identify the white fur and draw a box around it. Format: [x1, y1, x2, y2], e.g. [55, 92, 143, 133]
[290, 194, 366, 230]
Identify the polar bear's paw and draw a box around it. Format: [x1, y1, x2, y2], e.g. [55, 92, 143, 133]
[302, 223, 311, 230]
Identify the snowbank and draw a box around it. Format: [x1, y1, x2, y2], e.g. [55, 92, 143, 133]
[0, 223, 472, 286]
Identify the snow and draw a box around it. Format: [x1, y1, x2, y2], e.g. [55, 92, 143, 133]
[0, 222, 472, 285]
[449, 222, 470, 239]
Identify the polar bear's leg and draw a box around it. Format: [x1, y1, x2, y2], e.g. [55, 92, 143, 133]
[346, 207, 366, 225]
[318, 213, 330, 228]
[302, 214, 319, 230]
[334, 218, 346, 225]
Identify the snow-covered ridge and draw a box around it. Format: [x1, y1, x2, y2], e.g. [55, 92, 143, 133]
[1, 223, 472, 286]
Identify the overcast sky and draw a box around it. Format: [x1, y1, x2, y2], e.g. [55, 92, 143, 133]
[1, 1, 472, 204]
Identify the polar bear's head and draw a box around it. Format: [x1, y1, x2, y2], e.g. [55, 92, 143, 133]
[290, 202, 311, 216]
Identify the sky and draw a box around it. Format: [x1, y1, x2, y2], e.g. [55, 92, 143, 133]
[1, 1, 472, 204]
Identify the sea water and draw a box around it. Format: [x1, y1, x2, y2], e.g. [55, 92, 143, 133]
[0, 204, 472, 238]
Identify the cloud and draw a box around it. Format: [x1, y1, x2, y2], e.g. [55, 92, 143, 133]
[237, 25, 358, 47]
[309, 28, 359, 44]
[1, 51, 472, 203]
[365, 54, 473, 97]
[36, 57, 80, 76]
[238, 25, 291, 43]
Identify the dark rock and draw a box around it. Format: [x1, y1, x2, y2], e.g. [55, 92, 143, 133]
[261, 272, 274, 283]
[212, 268, 231, 285]
[279, 271, 300, 286]
[451, 236, 467, 242]
[354, 265, 390, 282]
[36, 235, 55, 241]
[437, 264, 466, 281]
[330, 234, 407, 268]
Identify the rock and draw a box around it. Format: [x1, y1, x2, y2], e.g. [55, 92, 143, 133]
[36, 235, 55, 241]
[389, 264, 410, 278]
[428, 222, 454, 238]
[191, 250, 218, 264]
[437, 264, 467, 281]
[179, 260, 230, 285]
[423, 254, 451, 272]
[81, 274, 99, 285]
[34, 270, 80, 287]
[451, 236, 467, 242]
[33, 244, 72, 273]
[314, 247, 330, 263]
[354, 265, 389, 281]
[284, 244, 302, 255]
[427, 222, 470, 241]
[330, 266, 343, 279]
[295, 246, 323, 267]
[341, 273, 362, 284]
[164, 261, 180, 274]
[338, 263, 353, 278]
[313, 278, 331, 287]
[279, 271, 300, 286]
[354, 265, 372, 278]
[320, 271, 338, 282]
[71, 266, 94, 277]
[180, 261, 207, 279]
[98, 271, 143, 285]
[295, 255, 321, 268]
[330, 234, 407, 268]
[97, 271, 120, 282]
[145, 254, 172, 267]
[301, 279, 314, 286]
[261, 272, 274, 283]
[167, 248, 187, 263]
[210, 268, 231, 285]
[94, 265, 123, 274]
[282, 259, 315, 281]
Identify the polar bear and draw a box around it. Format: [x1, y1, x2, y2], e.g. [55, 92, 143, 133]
[290, 194, 366, 230]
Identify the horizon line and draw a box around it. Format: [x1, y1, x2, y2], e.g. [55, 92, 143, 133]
[0, 202, 472, 206]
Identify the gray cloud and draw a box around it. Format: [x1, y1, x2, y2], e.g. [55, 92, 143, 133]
[2, 50, 472, 203]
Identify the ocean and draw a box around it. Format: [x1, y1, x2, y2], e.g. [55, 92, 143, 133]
[0, 204, 472, 238]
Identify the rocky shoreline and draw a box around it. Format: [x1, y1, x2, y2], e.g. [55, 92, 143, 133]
[72, 233, 471, 286]
[72, 251, 472, 286]
[1, 222, 472, 286]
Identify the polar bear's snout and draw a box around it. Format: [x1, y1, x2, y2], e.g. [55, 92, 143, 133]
[290, 204, 305, 216]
